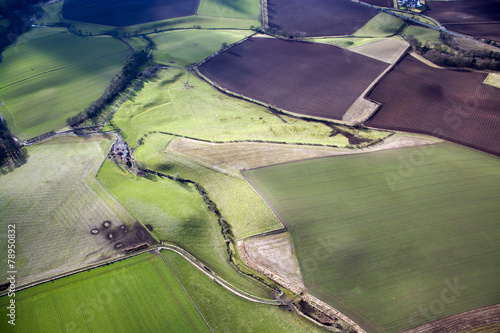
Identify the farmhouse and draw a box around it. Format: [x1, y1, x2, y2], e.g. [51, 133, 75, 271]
[398, 0, 422, 7]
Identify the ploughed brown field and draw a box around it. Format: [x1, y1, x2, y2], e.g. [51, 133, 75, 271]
[62, 0, 200, 27]
[365, 55, 500, 156]
[362, 0, 393, 8]
[425, 0, 500, 41]
[267, 0, 378, 37]
[199, 37, 388, 120]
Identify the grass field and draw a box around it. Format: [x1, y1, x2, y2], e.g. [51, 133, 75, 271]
[243, 142, 500, 332]
[0, 252, 210, 332]
[0, 136, 139, 285]
[151, 29, 250, 66]
[197, 0, 260, 19]
[0, 28, 129, 139]
[36, 1, 257, 34]
[401, 25, 442, 44]
[162, 250, 326, 333]
[112, 69, 387, 148]
[96, 158, 274, 298]
[354, 12, 404, 37]
[134, 133, 283, 239]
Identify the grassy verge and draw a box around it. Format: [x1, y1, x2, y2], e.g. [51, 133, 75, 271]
[243, 142, 500, 332]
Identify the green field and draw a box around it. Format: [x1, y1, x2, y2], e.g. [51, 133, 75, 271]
[112, 68, 387, 148]
[354, 12, 404, 37]
[197, 0, 260, 19]
[96, 158, 274, 298]
[35, 1, 257, 35]
[151, 29, 249, 66]
[243, 142, 500, 332]
[0, 28, 129, 139]
[401, 25, 442, 45]
[0, 136, 139, 285]
[134, 133, 282, 239]
[162, 250, 326, 333]
[0, 252, 210, 332]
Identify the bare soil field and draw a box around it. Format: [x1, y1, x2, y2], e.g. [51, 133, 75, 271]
[365, 55, 500, 156]
[267, 0, 378, 37]
[62, 0, 200, 27]
[425, 0, 500, 41]
[241, 231, 305, 289]
[199, 37, 389, 120]
[350, 38, 408, 64]
[362, 0, 393, 7]
[405, 304, 500, 333]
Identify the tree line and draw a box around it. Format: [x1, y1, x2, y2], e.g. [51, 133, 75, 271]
[67, 49, 154, 127]
[0, 123, 28, 173]
[406, 33, 500, 71]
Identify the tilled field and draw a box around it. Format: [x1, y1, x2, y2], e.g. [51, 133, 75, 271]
[62, 0, 200, 26]
[425, 0, 500, 41]
[362, 0, 393, 8]
[365, 55, 500, 156]
[267, 0, 378, 37]
[199, 37, 388, 120]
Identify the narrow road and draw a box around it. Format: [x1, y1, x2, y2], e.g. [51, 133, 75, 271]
[0, 244, 281, 306]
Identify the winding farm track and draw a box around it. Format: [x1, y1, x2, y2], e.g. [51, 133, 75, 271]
[0, 243, 281, 306]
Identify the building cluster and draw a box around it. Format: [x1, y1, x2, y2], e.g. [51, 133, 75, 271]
[398, 0, 423, 8]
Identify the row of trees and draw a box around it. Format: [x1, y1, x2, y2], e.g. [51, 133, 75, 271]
[0, 123, 28, 173]
[250, 25, 307, 40]
[67, 50, 153, 126]
[406, 34, 500, 71]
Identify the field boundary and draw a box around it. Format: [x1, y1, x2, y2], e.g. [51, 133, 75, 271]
[343, 44, 409, 124]
[236, 240, 367, 333]
[0, 243, 280, 305]
[192, 66, 391, 141]
[260, 0, 269, 30]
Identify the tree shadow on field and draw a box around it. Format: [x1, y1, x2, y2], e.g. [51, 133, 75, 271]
[206, 0, 253, 16]
[160, 71, 185, 87]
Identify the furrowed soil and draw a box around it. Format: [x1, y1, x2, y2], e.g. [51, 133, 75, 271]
[267, 0, 378, 37]
[365, 54, 500, 156]
[362, 0, 393, 8]
[61, 0, 200, 27]
[199, 37, 389, 120]
[425, 0, 500, 41]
